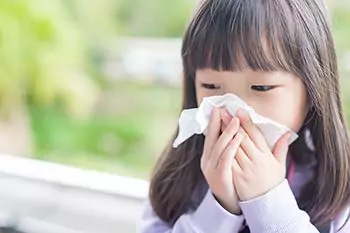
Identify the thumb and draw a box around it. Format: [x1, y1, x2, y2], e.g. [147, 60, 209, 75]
[273, 132, 291, 165]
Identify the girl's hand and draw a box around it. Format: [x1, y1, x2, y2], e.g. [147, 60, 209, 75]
[201, 108, 244, 215]
[220, 109, 233, 133]
[232, 109, 292, 201]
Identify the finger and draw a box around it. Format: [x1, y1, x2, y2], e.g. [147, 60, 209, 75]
[218, 133, 244, 169]
[240, 129, 260, 161]
[273, 132, 292, 165]
[220, 109, 232, 133]
[220, 120, 225, 134]
[235, 147, 252, 170]
[202, 108, 221, 165]
[208, 117, 240, 168]
[236, 109, 269, 152]
[232, 158, 242, 175]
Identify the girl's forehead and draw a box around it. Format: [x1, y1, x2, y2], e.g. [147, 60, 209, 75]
[185, 34, 289, 74]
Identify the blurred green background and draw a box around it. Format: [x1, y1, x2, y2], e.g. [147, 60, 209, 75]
[0, 0, 349, 180]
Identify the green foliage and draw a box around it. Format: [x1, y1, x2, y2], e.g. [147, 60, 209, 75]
[63, 0, 195, 38]
[115, 0, 195, 37]
[30, 81, 181, 177]
[2, 0, 349, 178]
[0, 0, 98, 119]
[332, 6, 350, 123]
[63, 0, 119, 44]
[30, 105, 146, 157]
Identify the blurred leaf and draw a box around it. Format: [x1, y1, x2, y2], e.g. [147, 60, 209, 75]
[115, 0, 195, 37]
[0, 0, 99, 119]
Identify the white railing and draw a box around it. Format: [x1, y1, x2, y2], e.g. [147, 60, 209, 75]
[0, 154, 149, 233]
[0, 154, 149, 200]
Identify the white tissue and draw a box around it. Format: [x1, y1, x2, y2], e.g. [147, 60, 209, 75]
[173, 94, 298, 150]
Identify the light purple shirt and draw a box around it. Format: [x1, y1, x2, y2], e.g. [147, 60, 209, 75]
[140, 179, 350, 233]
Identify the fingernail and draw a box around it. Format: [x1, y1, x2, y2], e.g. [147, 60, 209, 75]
[220, 108, 226, 117]
[224, 108, 230, 116]
[231, 116, 237, 123]
[229, 118, 236, 127]
[237, 109, 250, 123]
[237, 109, 245, 117]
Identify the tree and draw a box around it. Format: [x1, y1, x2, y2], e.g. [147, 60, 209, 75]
[0, 0, 99, 155]
[116, 0, 195, 37]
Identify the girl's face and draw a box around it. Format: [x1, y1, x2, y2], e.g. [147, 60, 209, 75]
[195, 69, 308, 132]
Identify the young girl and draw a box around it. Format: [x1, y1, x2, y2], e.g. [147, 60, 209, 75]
[140, 0, 350, 232]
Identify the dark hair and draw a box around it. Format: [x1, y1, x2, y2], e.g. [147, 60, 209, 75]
[149, 0, 350, 228]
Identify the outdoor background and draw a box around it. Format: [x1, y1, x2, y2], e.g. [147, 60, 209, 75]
[0, 1, 349, 233]
[0, 0, 349, 180]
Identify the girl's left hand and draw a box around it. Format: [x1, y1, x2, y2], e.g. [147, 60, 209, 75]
[231, 109, 292, 201]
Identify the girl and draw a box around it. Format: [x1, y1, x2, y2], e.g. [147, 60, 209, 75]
[140, 0, 350, 232]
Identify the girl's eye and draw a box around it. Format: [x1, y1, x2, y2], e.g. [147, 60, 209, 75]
[201, 83, 221, 90]
[251, 85, 274, 92]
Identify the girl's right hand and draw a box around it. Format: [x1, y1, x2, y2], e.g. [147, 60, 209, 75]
[200, 108, 244, 215]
